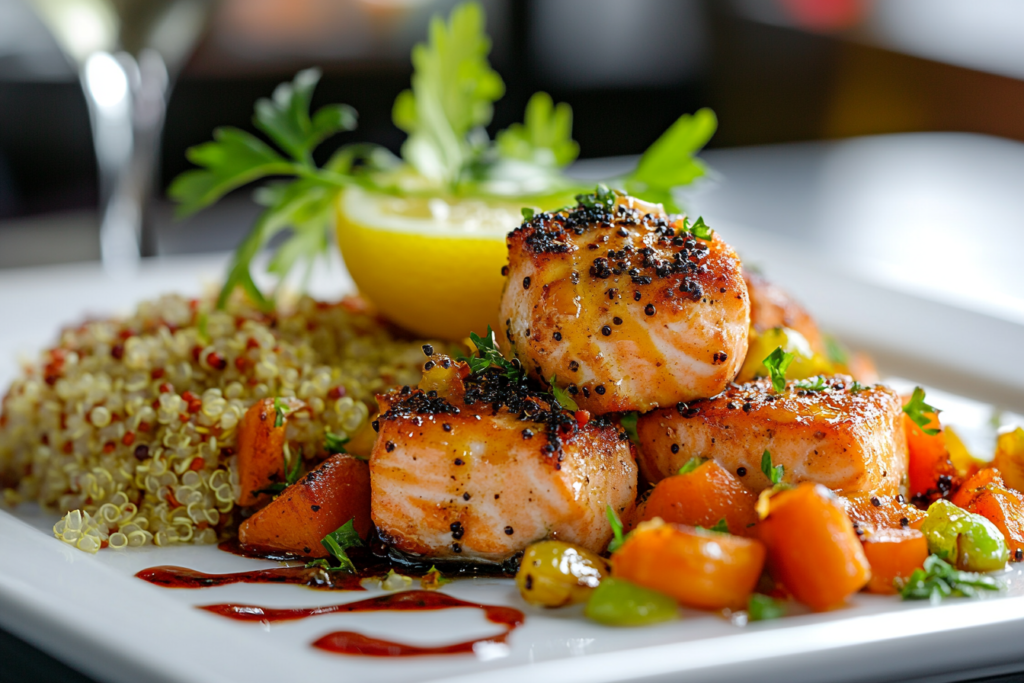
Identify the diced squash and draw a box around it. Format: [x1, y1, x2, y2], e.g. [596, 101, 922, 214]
[239, 454, 371, 557]
[838, 492, 925, 533]
[758, 482, 871, 611]
[612, 519, 766, 611]
[861, 528, 929, 594]
[945, 426, 982, 479]
[235, 397, 301, 506]
[952, 467, 1024, 561]
[343, 418, 379, 459]
[634, 459, 758, 536]
[993, 427, 1024, 494]
[904, 411, 958, 504]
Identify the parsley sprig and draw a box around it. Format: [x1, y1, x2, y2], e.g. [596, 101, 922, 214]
[459, 327, 522, 381]
[763, 347, 795, 393]
[620, 412, 640, 444]
[904, 386, 940, 436]
[678, 456, 708, 475]
[319, 518, 364, 572]
[793, 376, 828, 392]
[170, 2, 717, 308]
[549, 376, 579, 412]
[761, 449, 784, 486]
[606, 504, 627, 553]
[898, 554, 1000, 602]
[747, 593, 785, 621]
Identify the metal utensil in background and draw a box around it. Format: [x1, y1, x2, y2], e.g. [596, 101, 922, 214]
[28, 0, 215, 274]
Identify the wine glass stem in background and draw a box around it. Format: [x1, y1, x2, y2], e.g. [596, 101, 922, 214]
[81, 49, 168, 273]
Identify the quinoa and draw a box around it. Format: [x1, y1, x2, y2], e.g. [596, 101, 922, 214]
[0, 293, 432, 553]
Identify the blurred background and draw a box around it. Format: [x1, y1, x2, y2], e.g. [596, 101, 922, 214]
[3, 0, 1024, 267]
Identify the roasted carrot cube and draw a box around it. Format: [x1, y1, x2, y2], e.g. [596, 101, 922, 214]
[758, 482, 871, 611]
[612, 520, 766, 611]
[635, 459, 758, 536]
[239, 454, 371, 557]
[235, 398, 297, 506]
[904, 411, 958, 505]
[838, 492, 925, 533]
[861, 527, 929, 594]
[952, 467, 1024, 561]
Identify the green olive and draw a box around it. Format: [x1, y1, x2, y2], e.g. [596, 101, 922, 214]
[921, 499, 1009, 572]
[584, 577, 677, 626]
[515, 540, 609, 608]
[738, 326, 831, 383]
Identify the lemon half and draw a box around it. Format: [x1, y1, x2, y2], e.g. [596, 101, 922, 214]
[336, 186, 529, 340]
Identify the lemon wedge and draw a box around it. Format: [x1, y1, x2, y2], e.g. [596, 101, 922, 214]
[335, 185, 536, 340]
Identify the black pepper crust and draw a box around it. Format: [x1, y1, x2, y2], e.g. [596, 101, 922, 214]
[378, 362, 614, 455]
[508, 200, 716, 302]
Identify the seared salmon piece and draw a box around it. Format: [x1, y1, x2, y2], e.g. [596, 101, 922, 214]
[370, 353, 638, 563]
[635, 376, 907, 496]
[499, 191, 749, 414]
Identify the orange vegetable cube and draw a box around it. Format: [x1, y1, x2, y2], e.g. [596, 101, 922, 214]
[239, 454, 371, 557]
[992, 427, 1024, 494]
[612, 520, 766, 611]
[758, 482, 871, 611]
[235, 398, 297, 506]
[838, 492, 925, 533]
[635, 459, 758, 536]
[861, 528, 929, 594]
[904, 411, 958, 505]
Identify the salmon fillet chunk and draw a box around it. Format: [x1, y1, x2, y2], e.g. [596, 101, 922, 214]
[371, 353, 638, 563]
[635, 376, 907, 496]
[498, 190, 749, 414]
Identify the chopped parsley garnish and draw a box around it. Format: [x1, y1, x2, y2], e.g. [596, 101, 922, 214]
[699, 518, 728, 534]
[459, 327, 522, 381]
[171, 2, 716, 308]
[747, 593, 785, 621]
[620, 412, 640, 444]
[304, 558, 331, 570]
[273, 397, 289, 428]
[252, 444, 304, 496]
[898, 554, 1000, 602]
[793, 376, 828, 392]
[324, 431, 349, 455]
[689, 216, 714, 240]
[521, 207, 535, 221]
[678, 456, 708, 475]
[761, 449, 784, 486]
[763, 346, 794, 393]
[549, 376, 579, 412]
[903, 386, 940, 436]
[321, 518, 364, 572]
[849, 380, 869, 393]
[575, 184, 618, 211]
[606, 504, 626, 553]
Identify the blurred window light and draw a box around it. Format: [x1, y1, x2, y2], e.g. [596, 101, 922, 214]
[530, 0, 708, 88]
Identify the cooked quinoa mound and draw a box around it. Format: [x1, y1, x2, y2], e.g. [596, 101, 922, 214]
[0, 294, 429, 553]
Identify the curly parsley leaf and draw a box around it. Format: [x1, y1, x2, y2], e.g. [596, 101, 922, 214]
[496, 92, 579, 168]
[606, 504, 626, 553]
[898, 554, 1000, 602]
[321, 518, 364, 572]
[575, 184, 618, 211]
[254, 68, 357, 162]
[748, 593, 785, 621]
[621, 412, 640, 444]
[761, 449, 784, 486]
[393, 2, 504, 185]
[520, 207, 535, 221]
[678, 456, 708, 475]
[763, 346, 795, 393]
[850, 381, 869, 393]
[904, 386, 941, 436]
[622, 108, 717, 211]
[459, 327, 522, 381]
[422, 565, 453, 590]
[169, 127, 294, 218]
[705, 518, 729, 533]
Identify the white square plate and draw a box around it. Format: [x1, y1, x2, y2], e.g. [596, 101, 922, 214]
[3, 235, 1024, 683]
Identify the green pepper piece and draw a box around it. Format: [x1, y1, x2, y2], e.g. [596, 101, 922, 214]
[584, 578, 677, 627]
[920, 499, 1009, 572]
